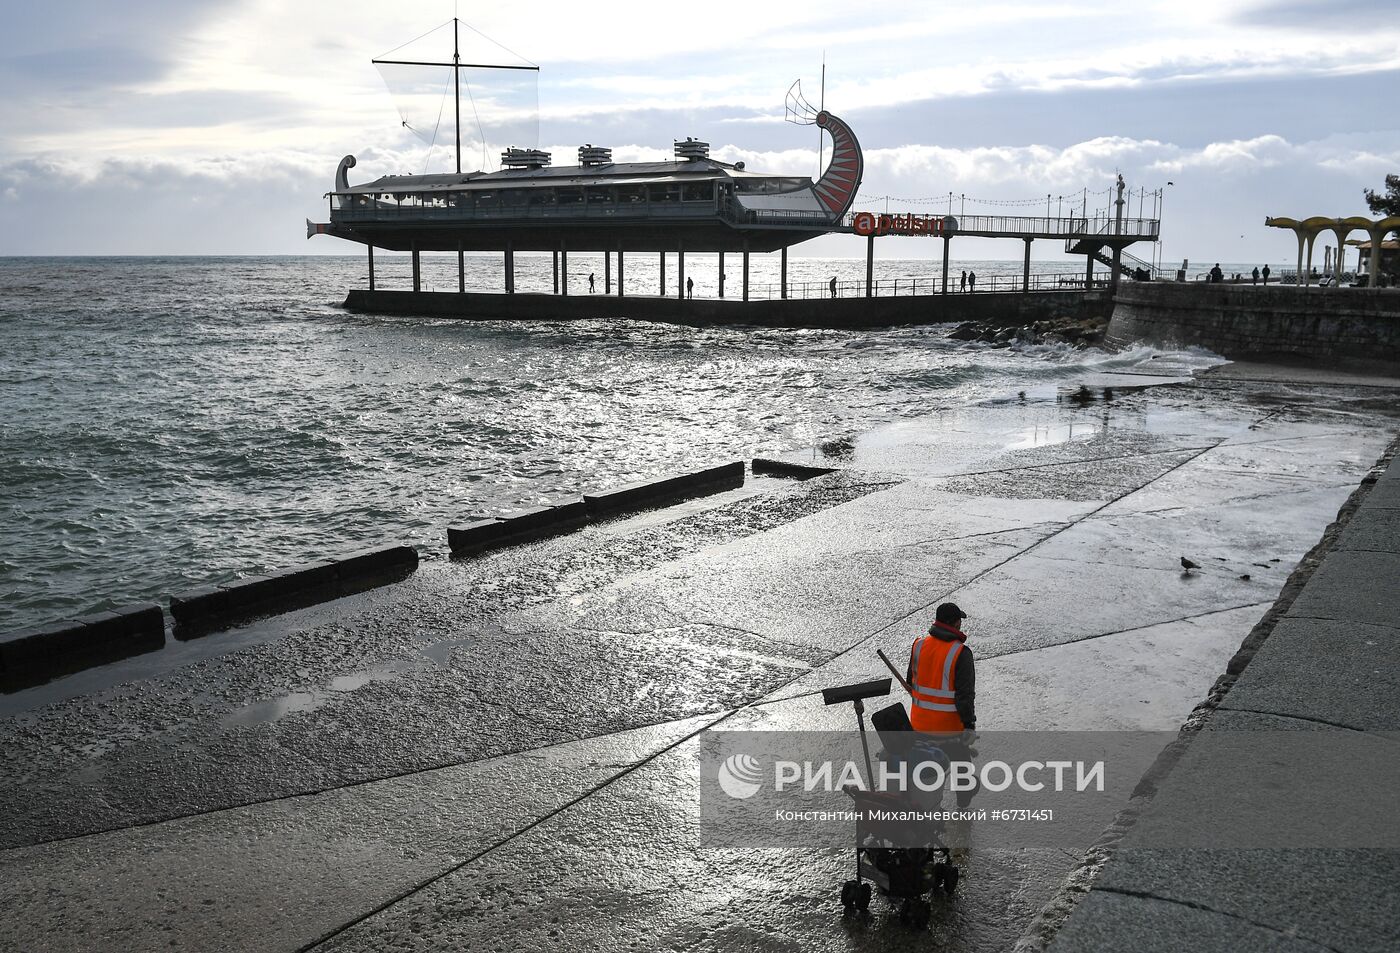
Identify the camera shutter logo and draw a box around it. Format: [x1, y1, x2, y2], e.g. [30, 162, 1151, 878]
[717, 753, 764, 800]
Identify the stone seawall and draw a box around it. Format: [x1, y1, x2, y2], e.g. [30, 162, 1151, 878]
[1106, 283, 1400, 363]
[345, 288, 1111, 329]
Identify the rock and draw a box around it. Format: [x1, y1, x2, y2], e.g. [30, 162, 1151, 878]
[948, 322, 982, 341]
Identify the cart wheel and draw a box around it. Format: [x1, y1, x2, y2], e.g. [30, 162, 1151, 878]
[840, 880, 857, 912]
[856, 883, 871, 911]
[930, 861, 948, 889]
[943, 865, 960, 895]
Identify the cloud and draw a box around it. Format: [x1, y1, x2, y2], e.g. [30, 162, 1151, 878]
[1234, 0, 1400, 32]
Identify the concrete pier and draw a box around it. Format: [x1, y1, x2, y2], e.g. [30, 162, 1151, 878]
[344, 288, 1109, 329]
[1, 363, 1396, 952]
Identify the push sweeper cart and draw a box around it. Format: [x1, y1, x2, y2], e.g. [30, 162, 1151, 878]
[821, 676, 960, 929]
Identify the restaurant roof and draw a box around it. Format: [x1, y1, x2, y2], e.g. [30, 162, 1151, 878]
[341, 159, 785, 195]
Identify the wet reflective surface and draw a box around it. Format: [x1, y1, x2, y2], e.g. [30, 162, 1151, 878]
[1, 362, 1397, 952]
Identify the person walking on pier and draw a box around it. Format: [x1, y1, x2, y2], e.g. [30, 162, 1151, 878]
[960, 270, 967, 292]
[686, 276, 694, 299]
[968, 271, 977, 292]
[588, 272, 596, 293]
[1262, 264, 1271, 285]
[829, 276, 838, 298]
[1252, 266, 1260, 285]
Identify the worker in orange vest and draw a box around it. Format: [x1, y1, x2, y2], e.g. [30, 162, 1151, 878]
[906, 602, 975, 735]
[908, 602, 978, 808]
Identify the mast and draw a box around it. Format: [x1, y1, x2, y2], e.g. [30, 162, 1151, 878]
[818, 55, 825, 178]
[372, 22, 539, 175]
[454, 18, 462, 174]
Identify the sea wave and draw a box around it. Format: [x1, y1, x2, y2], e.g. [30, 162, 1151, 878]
[0, 255, 1216, 632]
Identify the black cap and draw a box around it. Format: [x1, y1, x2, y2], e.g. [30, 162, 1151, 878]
[935, 602, 967, 624]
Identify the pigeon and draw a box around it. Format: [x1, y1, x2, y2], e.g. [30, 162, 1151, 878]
[1239, 574, 1251, 581]
[1180, 557, 1200, 572]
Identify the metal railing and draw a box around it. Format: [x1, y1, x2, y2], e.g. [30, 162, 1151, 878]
[744, 271, 1098, 300]
[840, 212, 1160, 241]
[331, 193, 839, 230]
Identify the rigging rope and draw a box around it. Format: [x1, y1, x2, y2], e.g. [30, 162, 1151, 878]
[376, 19, 453, 60]
[421, 67, 454, 174]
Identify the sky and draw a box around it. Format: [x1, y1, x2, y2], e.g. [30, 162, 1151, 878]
[0, 0, 1396, 263]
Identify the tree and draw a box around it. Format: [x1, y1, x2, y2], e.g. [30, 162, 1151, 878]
[1364, 174, 1400, 216]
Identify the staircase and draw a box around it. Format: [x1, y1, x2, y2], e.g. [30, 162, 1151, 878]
[1065, 219, 1162, 281]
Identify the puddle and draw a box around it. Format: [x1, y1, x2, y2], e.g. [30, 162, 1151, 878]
[1006, 422, 1101, 449]
[221, 660, 417, 727]
[223, 690, 327, 727]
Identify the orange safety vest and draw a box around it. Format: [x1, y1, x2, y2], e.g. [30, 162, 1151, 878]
[908, 631, 965, 733]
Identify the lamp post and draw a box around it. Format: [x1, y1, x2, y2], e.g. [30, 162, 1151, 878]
[1158, 181, 1174, 275]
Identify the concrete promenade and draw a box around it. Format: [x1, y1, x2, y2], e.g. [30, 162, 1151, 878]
[1044, 435, 1400, 953]
[1, 362, 1397, 952]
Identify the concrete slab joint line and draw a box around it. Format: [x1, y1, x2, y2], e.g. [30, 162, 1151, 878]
[1024, 432, 1400, 953]
[0, 602, 164, 693]
[1096, 888, 1349, 953]
[168, 545, 419, 641]
[447, 460, 746, 555]
[290, 708, 738, 953]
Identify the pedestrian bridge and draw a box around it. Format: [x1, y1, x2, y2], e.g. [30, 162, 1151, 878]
[838, 212, 1159, 243]
[832, 210, 1162, 293]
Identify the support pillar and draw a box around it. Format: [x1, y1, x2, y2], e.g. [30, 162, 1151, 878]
[1369, 229, 1387, 287]
[457, 242, 465, 293]
[1110, 246, 1123, 293]
[865, 234, 875, 298]
[617, 246, 625, 297]
[411, 243, 420, 293]
[780, 246, 787, 299]
[1331, 228, 1349, 283]
[741, 242, 749, 302]
[719, 252, 725, 298]
[1022, 237, 1032, 293]
[367, 245, 375, 292]
[561, 245, 569, 297]
[941, 236, 950, 294]
[678, 243, 686, 301]
[1304, 234, 1315, 287]
[1085, 251, 1095, 289]
[505, 243, 514, 295]
[659, 252, 666, 296]
[605, 251, 611, 295]
[552, 250, 559, 294]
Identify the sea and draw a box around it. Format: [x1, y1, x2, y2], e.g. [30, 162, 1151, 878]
[0, 255, 1234, 633]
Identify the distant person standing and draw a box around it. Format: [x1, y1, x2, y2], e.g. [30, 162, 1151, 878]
[686, 276, 694, 299]
[1252, 267, 1260, 285]
[968, 271, 977, 292]
[1209, 263, 1223, 283]
[1262, 264, 1271, 285]
[829, 276, 838, 298]
[960, 270, 967, 292]
[588, 272, 596, 293]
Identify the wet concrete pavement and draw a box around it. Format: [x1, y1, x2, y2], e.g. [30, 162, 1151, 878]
[2, 364, 1397, 952]
[1046, 432, 1400, 953]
